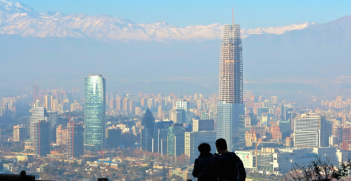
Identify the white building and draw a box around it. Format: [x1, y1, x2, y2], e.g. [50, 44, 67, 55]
[176, 100, 192, 124]
[294, 114, 331, 147]
[272, 147, 339, 174]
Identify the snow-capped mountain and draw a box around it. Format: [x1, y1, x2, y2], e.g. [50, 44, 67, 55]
[241, 22, 315, 38]
[0, 0, 313, 41]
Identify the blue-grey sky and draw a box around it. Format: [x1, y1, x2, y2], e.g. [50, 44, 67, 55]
[17, 0, 351, 28]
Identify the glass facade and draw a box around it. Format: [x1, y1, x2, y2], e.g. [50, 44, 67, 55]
[34, 120, 50, 156]
[84, 74, 106, 149]
[141, 109, 155, 152]
[47, 111, 58, 142]
[216, 102, 244, 151]
[30, 107, 48, 139]
[167, 123, 185, 156]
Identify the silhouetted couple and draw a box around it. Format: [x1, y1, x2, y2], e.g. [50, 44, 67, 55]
[192, 138, 246, 181]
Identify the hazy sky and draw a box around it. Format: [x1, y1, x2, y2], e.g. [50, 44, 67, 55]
[17, 0, 351, 28]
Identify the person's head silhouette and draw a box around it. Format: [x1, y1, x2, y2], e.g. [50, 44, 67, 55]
[198, 143, 211, 154]
[216, 138, 229, 154]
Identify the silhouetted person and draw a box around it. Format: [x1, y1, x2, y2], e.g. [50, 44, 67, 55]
[192, 143, 217, 181]
[215, 138, 246, 181]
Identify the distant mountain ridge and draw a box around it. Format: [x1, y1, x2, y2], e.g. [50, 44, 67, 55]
[0, 0, 313, 41]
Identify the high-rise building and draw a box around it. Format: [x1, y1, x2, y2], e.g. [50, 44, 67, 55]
[106, 128, 121, 148]
[84, 74, 106, 149]
[70, 100, 81, 112]
[32, 85, 39, 103]
[140, 98, 146, 107]
[167, 123, 185, 156]
[278, 119, 291, 140]
[56, 125, 68, 145]
[342, 127, 351, 142]
[294, 114, 331, 147]
[44, 94, 53, 110]
[29, 107, 48, 139]
[141, 109, 155, 152]
[147, 99, 153, 108]
[216, 17, 244, 151]
[192, 119, 214, 132]
[34, 120, 50, 156]
[281, 105, 294, 121]
[271, 96, 278, 104]
[123, 97, 129, 112]
[133, 107, 140, 115]
[176, 100, 192, 124]
[174, 109, 186, 123]
[116, 97, 123, 111]
[67, 122, 84, 158]
[158, 106, 163, 118]
[238, 115, 246, 149]
[13, 125, 26, 141]
[271, 125, 282, 140]
[52, 99, 59, 112]
[332, 125, 343, 144]
[62, 99, 70, 112]
[129, 100, 135, 113]
[153, 121, 173, 154]
[47, 111, 58, 142]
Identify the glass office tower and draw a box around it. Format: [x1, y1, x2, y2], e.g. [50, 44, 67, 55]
[216, 21, 244, 151]
[84, 74, 106, 149]
[30, 107, 48, 139]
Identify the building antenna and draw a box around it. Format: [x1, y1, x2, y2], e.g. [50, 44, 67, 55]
[232, 6, 235, 27]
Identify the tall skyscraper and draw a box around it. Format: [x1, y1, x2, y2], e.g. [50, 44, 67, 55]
[167, 123, 185, 156]
[140, 109, 155, 152]
[216, 12, 244, 151]
[84, 74, 106, 149]
[67, 122, 84, 158]
[34, 120, 50, 156]
[153, 121, 173, 154]
[29, 107, 48, 139]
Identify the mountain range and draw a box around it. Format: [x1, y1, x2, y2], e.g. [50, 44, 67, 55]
[1, 0, 351, 95]
[0, 0, 313, 41]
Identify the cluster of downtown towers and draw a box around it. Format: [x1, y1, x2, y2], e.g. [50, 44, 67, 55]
[79, 23, 244, 152]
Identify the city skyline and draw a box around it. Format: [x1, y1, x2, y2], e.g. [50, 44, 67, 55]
[1, 0, 351, 94]
[1, 1, 351, 180]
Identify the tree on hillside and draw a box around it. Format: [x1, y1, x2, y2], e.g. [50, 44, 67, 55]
[286, 157, 351, 181]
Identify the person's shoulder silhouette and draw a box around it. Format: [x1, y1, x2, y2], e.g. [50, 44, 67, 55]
[215, 138, 246, 181]
[192, 143, 217, 181]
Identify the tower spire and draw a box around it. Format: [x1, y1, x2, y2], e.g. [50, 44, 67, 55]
[232, 6, 235, 27]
